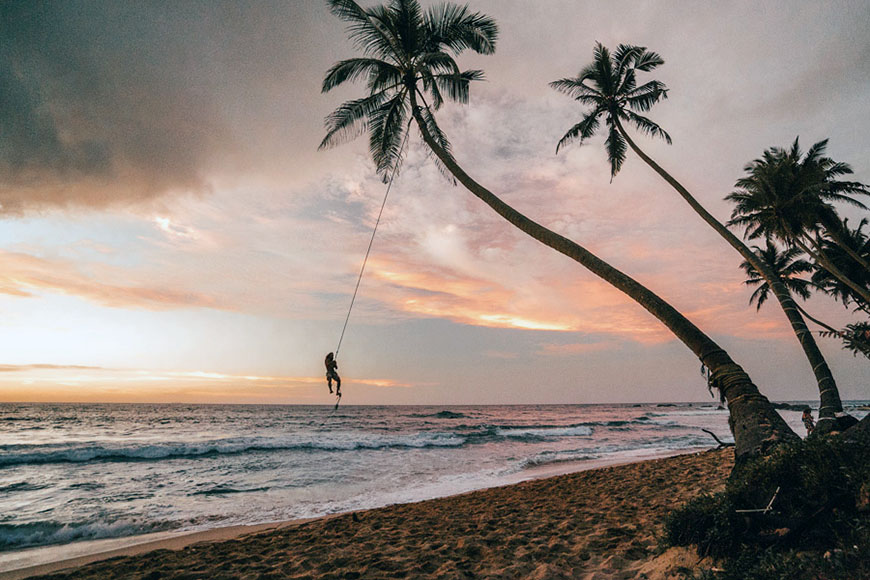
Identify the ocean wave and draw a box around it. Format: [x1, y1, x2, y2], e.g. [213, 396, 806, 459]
[190, 485, 270, 496]
[0, 518, 176, 551]
[496, 425, 594, 439]
[0, 432, 468, 467]
[409, 410, 468, 419]
[518, 450, 600, 469]
[0, 481, 49, 493]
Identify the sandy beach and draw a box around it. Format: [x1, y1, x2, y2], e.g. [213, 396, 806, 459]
[10, 448, 733, 580]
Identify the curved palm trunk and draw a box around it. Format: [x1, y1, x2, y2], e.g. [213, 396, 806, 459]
[793, 302, 841, 335]
[795, 235, 870, 306]
[409, 94, 797, 459]
[615, 121, 851, 428]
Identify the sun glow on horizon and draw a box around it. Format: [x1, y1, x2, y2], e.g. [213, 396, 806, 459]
[0, 365, 413, 403]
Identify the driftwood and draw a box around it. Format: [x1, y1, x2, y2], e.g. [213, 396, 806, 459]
[702, 428, 735, 449]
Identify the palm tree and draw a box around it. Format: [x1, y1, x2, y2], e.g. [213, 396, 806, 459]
[550, 43, 853, 432]
[320, 0, 797, 458]
[742, 228, 870, 364]
[812, 218, 870, 314]
[727, 139, 870, 305]
[741, 240, 844, 336]
[811, 218, 870, 313]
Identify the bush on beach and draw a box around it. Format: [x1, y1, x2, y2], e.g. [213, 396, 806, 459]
[663, 435, 870, 579]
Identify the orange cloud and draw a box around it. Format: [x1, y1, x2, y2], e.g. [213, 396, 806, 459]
[366, 256, 675, 342]
[0, 250, 221, 311]
[538, 341, 620, 356]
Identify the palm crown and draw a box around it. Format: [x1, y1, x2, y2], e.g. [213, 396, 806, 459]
[811, 218, 870, 310]
[550, 43, 671, 178]
[319, 0, 497, 181]
[726, 138, 868, 244]
[740, 240, 813, 311]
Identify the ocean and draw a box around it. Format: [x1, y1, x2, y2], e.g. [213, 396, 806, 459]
[0, 402, 864, 570]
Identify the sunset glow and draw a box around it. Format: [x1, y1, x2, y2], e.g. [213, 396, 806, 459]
[0, 1, 867, 405]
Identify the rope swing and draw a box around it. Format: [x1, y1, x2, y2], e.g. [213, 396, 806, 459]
[335, 126, 411, 359]
[326, 124, 412, 413]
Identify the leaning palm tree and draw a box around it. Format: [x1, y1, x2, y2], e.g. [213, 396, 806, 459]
[727, 139, 870, 306]
[320, 0, 797, 458]
[550, 43, 854, 432]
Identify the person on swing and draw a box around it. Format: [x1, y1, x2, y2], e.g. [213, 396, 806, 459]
[324, 352, 341, 396]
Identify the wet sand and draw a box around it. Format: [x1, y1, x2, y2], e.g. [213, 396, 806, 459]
[12, 448, 733, 579]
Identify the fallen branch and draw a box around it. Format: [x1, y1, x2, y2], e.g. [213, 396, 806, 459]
[702, 428, 735, 449]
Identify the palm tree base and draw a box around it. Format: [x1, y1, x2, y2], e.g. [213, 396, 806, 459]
[813, 413, 860, 436]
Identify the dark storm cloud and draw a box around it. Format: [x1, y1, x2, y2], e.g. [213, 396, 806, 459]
[0, 0, 334, 214]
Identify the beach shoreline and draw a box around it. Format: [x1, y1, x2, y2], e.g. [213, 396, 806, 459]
[4, 447, 732, 580]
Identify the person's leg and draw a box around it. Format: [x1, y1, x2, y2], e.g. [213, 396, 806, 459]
[335, 374, 341, 397]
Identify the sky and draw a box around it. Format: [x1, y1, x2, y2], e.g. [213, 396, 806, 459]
[0, 0, 868, 405]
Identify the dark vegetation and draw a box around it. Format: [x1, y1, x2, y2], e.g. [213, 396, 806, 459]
[664, 432, 870, 579]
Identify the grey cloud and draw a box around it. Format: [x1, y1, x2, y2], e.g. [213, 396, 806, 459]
[0, 0, 337, 214]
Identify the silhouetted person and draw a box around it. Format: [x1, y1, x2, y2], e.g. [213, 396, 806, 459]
[802, 408, 815, 436]
[325, 352, 341, 396]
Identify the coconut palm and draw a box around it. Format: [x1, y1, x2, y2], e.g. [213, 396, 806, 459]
[727, 139, 870, 305]
[550, 44, 853, 432]
[320, 0, 797, 458]
[811, 218, 870, 313]
[741, 240, 844, 336]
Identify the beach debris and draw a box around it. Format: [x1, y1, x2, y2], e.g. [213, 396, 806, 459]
[701, 428, 734, 449]
[736, 486, 780, 514]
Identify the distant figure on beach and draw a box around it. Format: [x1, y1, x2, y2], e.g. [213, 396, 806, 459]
[802, 408, 815, 436]
[325, 352, 341, 396]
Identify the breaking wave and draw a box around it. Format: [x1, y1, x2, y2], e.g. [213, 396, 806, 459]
[0, 518, 177, 551]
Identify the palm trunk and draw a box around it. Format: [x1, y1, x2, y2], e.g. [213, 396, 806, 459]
[796, 235, 870, 306]
[615, 121, 849, 426]
[793, 302, 840, 335]
[409, 94, 797, 459]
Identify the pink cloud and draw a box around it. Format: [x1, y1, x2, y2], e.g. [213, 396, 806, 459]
[0, 250, 221, 311]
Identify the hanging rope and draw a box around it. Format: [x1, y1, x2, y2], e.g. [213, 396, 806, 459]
[334, 124, 411, 360]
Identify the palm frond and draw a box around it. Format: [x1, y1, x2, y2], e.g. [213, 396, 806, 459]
[824, 191, 870, 210]
[633, 49, 665, 71]
[592, 42, 615, 95]
[416, 51, 460, 75]
[419, 69, 444, 109]
[748, 283, 769, 310]
[614, 44, 644, 72]
[425, 3, 498, 55]
[604, 123, 627, 179]
[368, 91, 409, 181]
[623, 111, 672, 144]
[330, 0, 402, 62]
[548, 78, 602, 102]
[555, 112, 601, 154]
[624, 80, 668, 112]
[322, 58, 398, 93]
[327, 0, 372, 25]
[320, 91, 392, 150]
[804, 138, 829, 162]
[414, 98, 456, 184]
[433, 69, 483, 104]
[393, 0, 424, 56]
